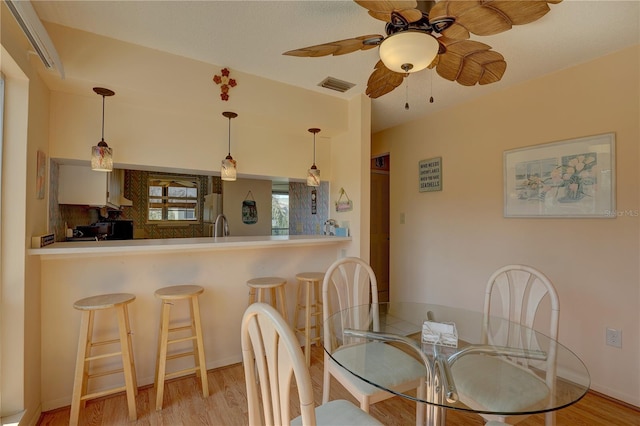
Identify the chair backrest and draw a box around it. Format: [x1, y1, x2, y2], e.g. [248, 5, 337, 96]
[241, 303, 317, 426]
[484, 264, 559, 341]
[484, 264, 560, 389]
[484, 266, 560, 425]
[322, 257, 379, 350]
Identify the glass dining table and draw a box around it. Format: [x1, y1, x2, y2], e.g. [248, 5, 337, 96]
[323, 302, 590, 426]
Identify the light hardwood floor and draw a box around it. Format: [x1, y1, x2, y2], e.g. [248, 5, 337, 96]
[38, 345, 639, 425]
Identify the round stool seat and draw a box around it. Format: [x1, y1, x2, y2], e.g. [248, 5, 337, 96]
[155, 284, 204, 299]
[247, 277, 288, 323]
[247, 277, 287, 288]
[295, 272, 325, 282]
[73, 293, 136, 310]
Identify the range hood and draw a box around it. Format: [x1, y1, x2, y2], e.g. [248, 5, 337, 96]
[117, 195, 133, 207]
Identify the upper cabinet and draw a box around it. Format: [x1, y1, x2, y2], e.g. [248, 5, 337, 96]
[58, 164, 132, 208]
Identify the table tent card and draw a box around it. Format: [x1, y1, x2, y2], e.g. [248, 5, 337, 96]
[422, 320, 458, 348]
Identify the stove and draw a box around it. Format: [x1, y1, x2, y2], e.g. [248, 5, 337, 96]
[67, 220, 134, 242]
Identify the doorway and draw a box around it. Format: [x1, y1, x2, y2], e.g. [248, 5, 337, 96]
[370, 154, 390, 302]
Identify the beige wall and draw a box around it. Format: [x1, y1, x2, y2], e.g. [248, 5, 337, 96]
[2, 15, 370, 422]
[330, 95, 372, 259]
[43, 22, 374, 249]
[1, 3, 51, 424]
[373, 45, 640, 406]
[43, 23, 349, 181]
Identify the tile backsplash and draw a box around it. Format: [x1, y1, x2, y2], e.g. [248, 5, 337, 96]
[289, 181, 329, 235]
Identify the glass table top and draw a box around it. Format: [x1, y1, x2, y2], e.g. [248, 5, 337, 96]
[323, 302, 590, 416]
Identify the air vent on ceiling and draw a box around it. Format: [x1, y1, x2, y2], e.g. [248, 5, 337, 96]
[5, 0, 65, 78]
[318, 77, 355, 93]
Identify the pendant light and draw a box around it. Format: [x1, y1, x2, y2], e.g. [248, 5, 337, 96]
[306, 128, 321, 187]
[91, 87, 115, 172]
[221, 111, 238, 181]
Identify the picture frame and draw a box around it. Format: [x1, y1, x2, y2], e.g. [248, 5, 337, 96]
[419, 157, 442, 192]
[504, 133, 615, 218]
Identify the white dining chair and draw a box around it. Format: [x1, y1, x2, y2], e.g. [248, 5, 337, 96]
[241, 302, 383, 426]
[321, 257, 427, 426]
[451, 264, 560, 425]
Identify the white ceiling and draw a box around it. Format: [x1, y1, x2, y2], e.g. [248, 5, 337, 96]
[32, 0, 640, 133]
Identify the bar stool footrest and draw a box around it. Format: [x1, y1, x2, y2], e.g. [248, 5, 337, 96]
[86, 351, 123, 362]
[87, 367, 124, 379]
[90, 337, 123, 348]
[166, 351, 197, 361]
[168, 325, 194, 333]
[167, 335, 197, 345]
[165, 366, 199, 380]
[81, 385, 127, 401]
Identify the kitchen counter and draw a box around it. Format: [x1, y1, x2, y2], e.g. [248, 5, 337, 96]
[37, 233, 351, 411]
[29, 235, 351, 258]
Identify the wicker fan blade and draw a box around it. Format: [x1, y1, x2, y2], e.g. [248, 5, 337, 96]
[366, 60, 405, 98]
[283, 35, 384, 57]
[429, 0, 561, 39]
[435, 38, 506, 86]
[354, 0, 423, 23]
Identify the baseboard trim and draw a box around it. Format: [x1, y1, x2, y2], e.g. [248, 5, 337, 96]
[589, 388, 640, 412]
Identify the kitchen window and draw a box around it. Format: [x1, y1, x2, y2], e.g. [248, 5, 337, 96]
[272, 183, 289, 235]
[148, 175, 200, 222]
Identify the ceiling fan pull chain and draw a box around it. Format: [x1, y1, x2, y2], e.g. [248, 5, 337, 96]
[404, 76, 409, 110]
[429, 70, 434, 104]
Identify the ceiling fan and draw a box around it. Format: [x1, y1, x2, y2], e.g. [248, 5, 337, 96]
[284, 0, 562, 99]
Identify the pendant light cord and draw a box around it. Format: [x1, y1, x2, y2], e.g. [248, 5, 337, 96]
[101, 95, 105, 141]
[308, 128, 321, 169]
[227, 116, 231, 155]
[313, 133, 316, 166]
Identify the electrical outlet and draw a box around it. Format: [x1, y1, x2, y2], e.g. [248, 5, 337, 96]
[606, 327, 622, 348]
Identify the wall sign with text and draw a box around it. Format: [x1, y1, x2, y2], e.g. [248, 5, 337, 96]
[419, 157, 442, 192]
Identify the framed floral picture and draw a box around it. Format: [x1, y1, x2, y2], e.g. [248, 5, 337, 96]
[504, 133, 615, 218]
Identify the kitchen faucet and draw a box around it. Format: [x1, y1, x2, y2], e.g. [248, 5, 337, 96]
[213, 214, 229, 237]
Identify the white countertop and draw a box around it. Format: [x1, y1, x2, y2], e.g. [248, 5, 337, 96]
[29, 235, 351, 258]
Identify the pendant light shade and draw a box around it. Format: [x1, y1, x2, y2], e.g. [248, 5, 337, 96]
[91, 87, 115, 171]
[306, 128, 321, 187]
[221, 111, 238, 181]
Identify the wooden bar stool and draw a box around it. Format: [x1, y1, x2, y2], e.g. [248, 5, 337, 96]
[70, 293, 138, 426]
[293, 272, 324, 366]
[154, 284, 209, 411]
[246, 277, 288, 322]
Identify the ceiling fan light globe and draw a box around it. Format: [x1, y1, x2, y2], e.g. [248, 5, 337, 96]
[379, 31, 439, 74]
